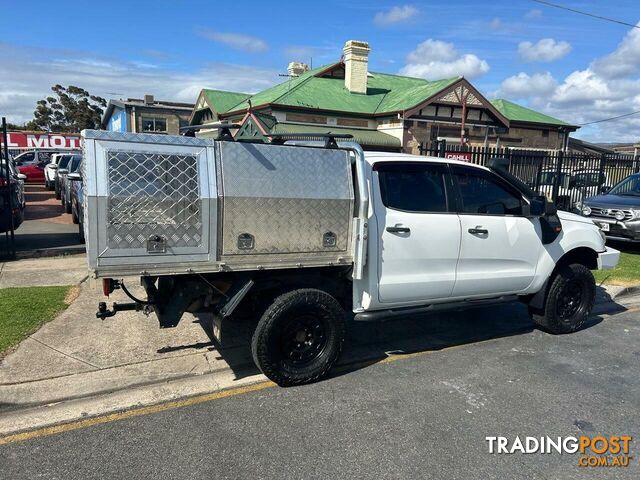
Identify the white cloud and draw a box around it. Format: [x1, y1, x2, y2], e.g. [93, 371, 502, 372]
[0, 43, 277, 124]
[195, 29, 268, 53]
[489, 18, 503, 31]
[495, 23, 640, 142]
[374, 5, 418, 26]
[525, 9, 542, 19]
[495, 72, 558, 99]
[400, 39, 489, 80]
[591, 22, 640, 78]
[518, 38, 572, 62]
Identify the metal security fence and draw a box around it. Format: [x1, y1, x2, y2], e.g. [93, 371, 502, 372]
[420, 142, 640, 211]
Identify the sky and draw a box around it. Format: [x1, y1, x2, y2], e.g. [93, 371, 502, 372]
[1, 0, 639, 143]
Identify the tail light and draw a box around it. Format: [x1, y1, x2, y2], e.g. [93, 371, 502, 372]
[102, 278, 116, 297]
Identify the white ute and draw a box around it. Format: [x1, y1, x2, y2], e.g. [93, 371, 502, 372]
[81, 129, 619, 386]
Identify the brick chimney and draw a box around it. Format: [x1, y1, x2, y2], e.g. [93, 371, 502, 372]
[343, 40, 370, 94]
[287, 62, 309, 77]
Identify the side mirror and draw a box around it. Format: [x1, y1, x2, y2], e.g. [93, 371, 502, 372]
[529, 196, 546, 216]
[68, 172, 82, 181]
[58, 168, 68, 174]
[528, 195, 556, 217]
[599, 185, 610, 194]
[50, 164, 58, 169]
[16, 173, 27, 181]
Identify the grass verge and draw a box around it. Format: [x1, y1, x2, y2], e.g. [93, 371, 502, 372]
[593, 250, 640, 286]
[0, 285, 74, 358]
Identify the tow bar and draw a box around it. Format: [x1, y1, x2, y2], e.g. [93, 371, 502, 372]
[96, 279, 155, 319]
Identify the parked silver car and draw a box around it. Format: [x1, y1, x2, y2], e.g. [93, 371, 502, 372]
[578, 173, 640, 242]
[60, 154, 82, 214]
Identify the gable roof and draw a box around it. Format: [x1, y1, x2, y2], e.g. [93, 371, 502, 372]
[196, 62, 575, 130]
[222, 62, 460, 116]
[491, 99, 571, 127]
[202, 89, 251, 114]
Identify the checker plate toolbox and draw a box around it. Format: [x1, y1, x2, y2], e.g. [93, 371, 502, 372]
[82, 130, 356, 277]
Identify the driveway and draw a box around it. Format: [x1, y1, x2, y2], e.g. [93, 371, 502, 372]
[0, 302, 638, 479]
[14, 185, 83, 254]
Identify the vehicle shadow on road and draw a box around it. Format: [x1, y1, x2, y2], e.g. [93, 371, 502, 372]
[155, 300, 614, 384]
[327, 301, 605, 382]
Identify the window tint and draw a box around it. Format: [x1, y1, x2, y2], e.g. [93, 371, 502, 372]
[377, 162, 448, 213]
[16, 152, 35, 165]
[452, 166, 523, 215]
[58, 155, 72, 169]
[69, 155, 82, 172]
[38, 152, 52, 163]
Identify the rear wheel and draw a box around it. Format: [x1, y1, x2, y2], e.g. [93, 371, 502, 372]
[530, 264, 595, 334]
[251, 289, 346, 387]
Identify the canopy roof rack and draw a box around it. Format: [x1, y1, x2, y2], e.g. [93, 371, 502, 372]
[266, 133, 354, 149]
[180, 122, 240, 141]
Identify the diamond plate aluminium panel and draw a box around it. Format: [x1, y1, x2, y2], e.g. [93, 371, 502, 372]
[218, 142, 354, 256]
[83, 129, 213, 147]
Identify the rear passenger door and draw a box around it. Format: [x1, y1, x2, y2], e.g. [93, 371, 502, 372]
[374, 162, 461, 304]
[450, 165, 542, 298]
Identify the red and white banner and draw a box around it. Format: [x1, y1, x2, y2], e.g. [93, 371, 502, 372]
[445, 151, 472, 162]
[0, 132, 80, 149]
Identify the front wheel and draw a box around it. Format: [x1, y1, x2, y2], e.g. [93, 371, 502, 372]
[251, 289, 346, 387]
[530, 264, 595, 334]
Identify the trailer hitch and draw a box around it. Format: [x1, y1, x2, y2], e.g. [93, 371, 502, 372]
[96, 301, 147, 319]
[96, 279, 155, 319]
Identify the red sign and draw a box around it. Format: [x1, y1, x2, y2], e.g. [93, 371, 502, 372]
[0, 132, 80, 149]
[445, 151, 472, 162]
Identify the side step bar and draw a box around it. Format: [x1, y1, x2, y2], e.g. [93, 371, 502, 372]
[353, 295, 519, 322]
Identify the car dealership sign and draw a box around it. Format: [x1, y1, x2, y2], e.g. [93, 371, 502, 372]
[0, 132, 80, 149]
[445, 151, 472, 162]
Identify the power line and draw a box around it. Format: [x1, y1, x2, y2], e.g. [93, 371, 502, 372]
[579, 110, 640, 126]
[532, 0, 640, 29]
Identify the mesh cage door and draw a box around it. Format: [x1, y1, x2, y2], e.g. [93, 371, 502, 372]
[95, 140, 213, 260]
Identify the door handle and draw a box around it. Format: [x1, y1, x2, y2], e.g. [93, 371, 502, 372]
[386, 225, 411, 233]
[468, 226, 488, 235]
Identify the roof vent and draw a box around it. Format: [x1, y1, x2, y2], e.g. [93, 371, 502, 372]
[143, 94, 154, 105]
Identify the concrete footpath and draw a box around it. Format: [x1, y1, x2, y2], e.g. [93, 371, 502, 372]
[0, 254, 638, 437]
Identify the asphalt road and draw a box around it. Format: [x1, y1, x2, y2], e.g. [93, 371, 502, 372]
[1, 304, 639, 480]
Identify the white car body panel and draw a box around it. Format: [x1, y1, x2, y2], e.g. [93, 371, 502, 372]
[352, 154, 618, 313]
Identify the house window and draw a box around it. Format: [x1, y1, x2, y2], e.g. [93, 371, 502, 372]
[141, 117, 167, 132]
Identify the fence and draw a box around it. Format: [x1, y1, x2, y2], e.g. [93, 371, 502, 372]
[420, 142, 640, 211]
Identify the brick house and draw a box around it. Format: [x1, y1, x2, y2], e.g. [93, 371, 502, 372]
[190, 40, 578, 152]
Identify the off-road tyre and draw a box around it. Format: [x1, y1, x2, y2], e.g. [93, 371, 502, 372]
[251, 288, 346, 387]
[530, 263, 595, 334]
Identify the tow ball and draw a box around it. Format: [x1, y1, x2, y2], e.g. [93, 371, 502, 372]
[95, 278, 155, 319]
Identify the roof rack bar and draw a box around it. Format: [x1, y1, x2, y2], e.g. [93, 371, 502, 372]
[266, 133, 353, 149]
[180, 122, 241, 141]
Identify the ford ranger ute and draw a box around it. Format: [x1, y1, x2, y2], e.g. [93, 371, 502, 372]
[80, 129, 619, 386]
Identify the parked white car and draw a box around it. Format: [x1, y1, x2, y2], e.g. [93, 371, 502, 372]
[45, 151, 80, 190]
[81, 130, 620, 386]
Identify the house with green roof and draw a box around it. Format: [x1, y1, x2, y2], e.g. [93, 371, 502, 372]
[189, 40, 578, 153]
